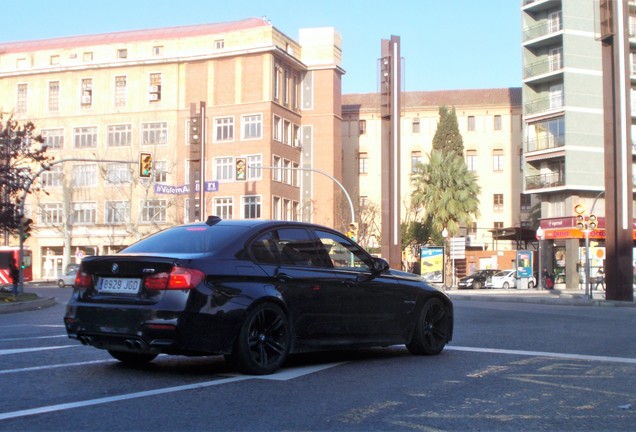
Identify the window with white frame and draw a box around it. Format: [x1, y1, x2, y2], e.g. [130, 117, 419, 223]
[493, 194, 504, 212]
[16, 83, 27, 114]
[467, 116, 475, 132]
[214, 157, 234, 181]
[291, 201, 299, 221]
[72, 202, 96, 225]
[358, 152, 368, 174]
[273, 116, 282, 141]
[247, 155, 262, 180]
[274, 64, 282, 102]
[272, 196, 281, 220]
[466, 152, 478, 172]
[107, 124, 132, 147]
[141, 122, 167, 145]
[105, 163, 132, 185]
[272, 155, 282, 182]
[42, 128, 64, 150]
[282, 159, 291, 184]
[105, 201, 130, 224]
[242, 114, 262, 139]
[291, 162, 299, 186]
[411, 151, 422, 173]
[81, 78, 92, 108]
[141, 199, 167, 223]
[283, 120, 291, 145]
[114, 75, 127, 107]
[492, 150, 504, 172]
[72, 164, 98, 187]
[214, 117, 234, 142]
[40, 203, 63, 225]
[213, 197, 233, 220]
[549, 84, 563, 109]
[41, 165, 63, 189]
[154, 160, 167, 183]
[242, 195, 261, 219]
[117, 49, 127, 59]
[48, 81, 59, 112]
[184, 198, 200, 222]
[282, 198, 291, 220]
[73, 126, 97, 149]
[412, 117, 420, 134]
[494, 115, 502, 131]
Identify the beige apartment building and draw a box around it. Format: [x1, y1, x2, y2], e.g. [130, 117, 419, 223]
[0, 18, 344, 279]
[342, 88, 530, 256]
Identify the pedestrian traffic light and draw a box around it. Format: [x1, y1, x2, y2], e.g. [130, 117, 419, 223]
[139, 153, 152, 178]
[574, 204, 585, 230]
[588, 214, 597, 230]
[236, 157, 246, 181]
[20, 216, 33, 240]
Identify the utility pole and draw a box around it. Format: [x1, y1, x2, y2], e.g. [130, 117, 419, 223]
[599, 0, 633, 301]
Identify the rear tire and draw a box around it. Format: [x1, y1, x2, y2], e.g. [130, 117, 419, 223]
[108, 350, 157, 365]
[473, 281, 482, 290]
[502, 282, 510, 289]
[231, 302, 290, 375]
[406, 298, 452, 356]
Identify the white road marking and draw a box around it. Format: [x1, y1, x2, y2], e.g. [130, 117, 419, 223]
[0, 345, 78, 356]
[0, 363, 344, 421]
[0, 334, 68, 342]
[447, 345, 636, 364]
[0, 359, 114, 375]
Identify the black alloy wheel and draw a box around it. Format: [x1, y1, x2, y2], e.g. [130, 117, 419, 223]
[406, 298, 452, 356]
[232, 302, 291, 375]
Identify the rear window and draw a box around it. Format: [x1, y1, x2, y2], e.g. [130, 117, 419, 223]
[122, 225, 246, 254]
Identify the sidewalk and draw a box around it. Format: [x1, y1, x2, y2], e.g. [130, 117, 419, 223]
[442, 285, 636, 307]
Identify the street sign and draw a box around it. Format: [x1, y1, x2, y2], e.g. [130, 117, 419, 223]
[450, 237, 466, 260]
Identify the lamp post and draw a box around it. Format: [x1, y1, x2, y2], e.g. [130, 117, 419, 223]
[442, 227, 449, 288]
[536, 226, 544, 290]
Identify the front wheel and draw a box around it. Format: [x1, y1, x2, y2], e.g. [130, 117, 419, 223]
[231, 302, 290, 375]
[502, 282, 510, 289]
[108, 350, 157, 365]
[473, 281, 482, 290]
[406, 298, 452, 356]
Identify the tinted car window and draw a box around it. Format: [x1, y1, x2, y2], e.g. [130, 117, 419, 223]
[314, 229, 371, 271]
[122, 225, 246, 254]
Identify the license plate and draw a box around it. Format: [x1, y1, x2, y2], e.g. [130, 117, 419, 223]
[97, 277, 141, 294]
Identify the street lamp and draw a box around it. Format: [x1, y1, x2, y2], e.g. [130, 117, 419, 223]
[442, 227, 449, 288]
[536, 226, 544, 290]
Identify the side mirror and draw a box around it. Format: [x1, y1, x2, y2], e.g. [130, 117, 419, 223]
[372, 257, 390, 274]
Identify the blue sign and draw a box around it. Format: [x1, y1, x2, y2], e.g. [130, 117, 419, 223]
[516, 250, 533, 278]
[154, 181, 219, 195]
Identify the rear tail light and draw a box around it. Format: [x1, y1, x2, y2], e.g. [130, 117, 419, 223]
[74, 269, 92, 288]
[144, 266, 204, 290]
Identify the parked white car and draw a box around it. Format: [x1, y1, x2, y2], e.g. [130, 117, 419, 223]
[487, 269, 536, 289]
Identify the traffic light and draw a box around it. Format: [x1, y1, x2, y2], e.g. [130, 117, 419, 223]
[588, 214, 597, 230]
[139, 152, 152, 178]
[574, 204, 585, 230]
[347, 222, 358, 241]
[20, 216, 33, 241]
[235, 158, 246, 181]
[189, 116, 201, 144]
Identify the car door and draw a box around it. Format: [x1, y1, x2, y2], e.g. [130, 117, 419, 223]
[312, 229, 416, 341]
[249, 228, 343, 344]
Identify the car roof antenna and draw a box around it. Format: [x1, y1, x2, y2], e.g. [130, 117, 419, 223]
[206, 215, 222, 226]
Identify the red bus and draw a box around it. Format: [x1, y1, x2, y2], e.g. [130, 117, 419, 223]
[0, 247, 33, 285]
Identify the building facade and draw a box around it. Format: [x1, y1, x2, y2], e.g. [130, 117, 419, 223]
[0, 19, 344, 279]
[521, 0, 636, 288]
[342, 88, 528, 259]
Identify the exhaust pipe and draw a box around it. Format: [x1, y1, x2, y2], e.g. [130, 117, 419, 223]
[124, 339, 148, 351]
[79, 336, 93, 346]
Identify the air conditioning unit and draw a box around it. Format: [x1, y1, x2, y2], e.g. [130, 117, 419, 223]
[81, 95, 92, 105]
[149, 93, 160, 101]
[148, 85, 161, 93]
[466, 235, 474, 245]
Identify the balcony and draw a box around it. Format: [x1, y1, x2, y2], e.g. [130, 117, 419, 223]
[522, 0, 562, 12]
[524, 95, 564, 116]
[524, 57, 564, 84]
[525, 134, 565, 152]
[523, 20, 563, 46]
[526, 171, 565, 190]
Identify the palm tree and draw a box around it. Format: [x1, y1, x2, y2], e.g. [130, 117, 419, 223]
[411, 150, 481, 285]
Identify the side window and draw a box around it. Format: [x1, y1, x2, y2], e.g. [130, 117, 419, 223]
[249, 232, 280, 264]
[276, 228, 331, 267]
[314, 230, 371, 271]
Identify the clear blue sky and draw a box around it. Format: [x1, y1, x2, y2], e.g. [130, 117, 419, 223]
[1, 0, 521, 94]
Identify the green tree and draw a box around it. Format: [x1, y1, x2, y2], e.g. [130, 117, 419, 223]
[432, 105, 463, 157]
[0, 117, 51, 238]
[411, 150, 481, 284]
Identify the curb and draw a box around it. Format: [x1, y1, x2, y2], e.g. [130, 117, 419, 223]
[0, 297, 57, 314]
